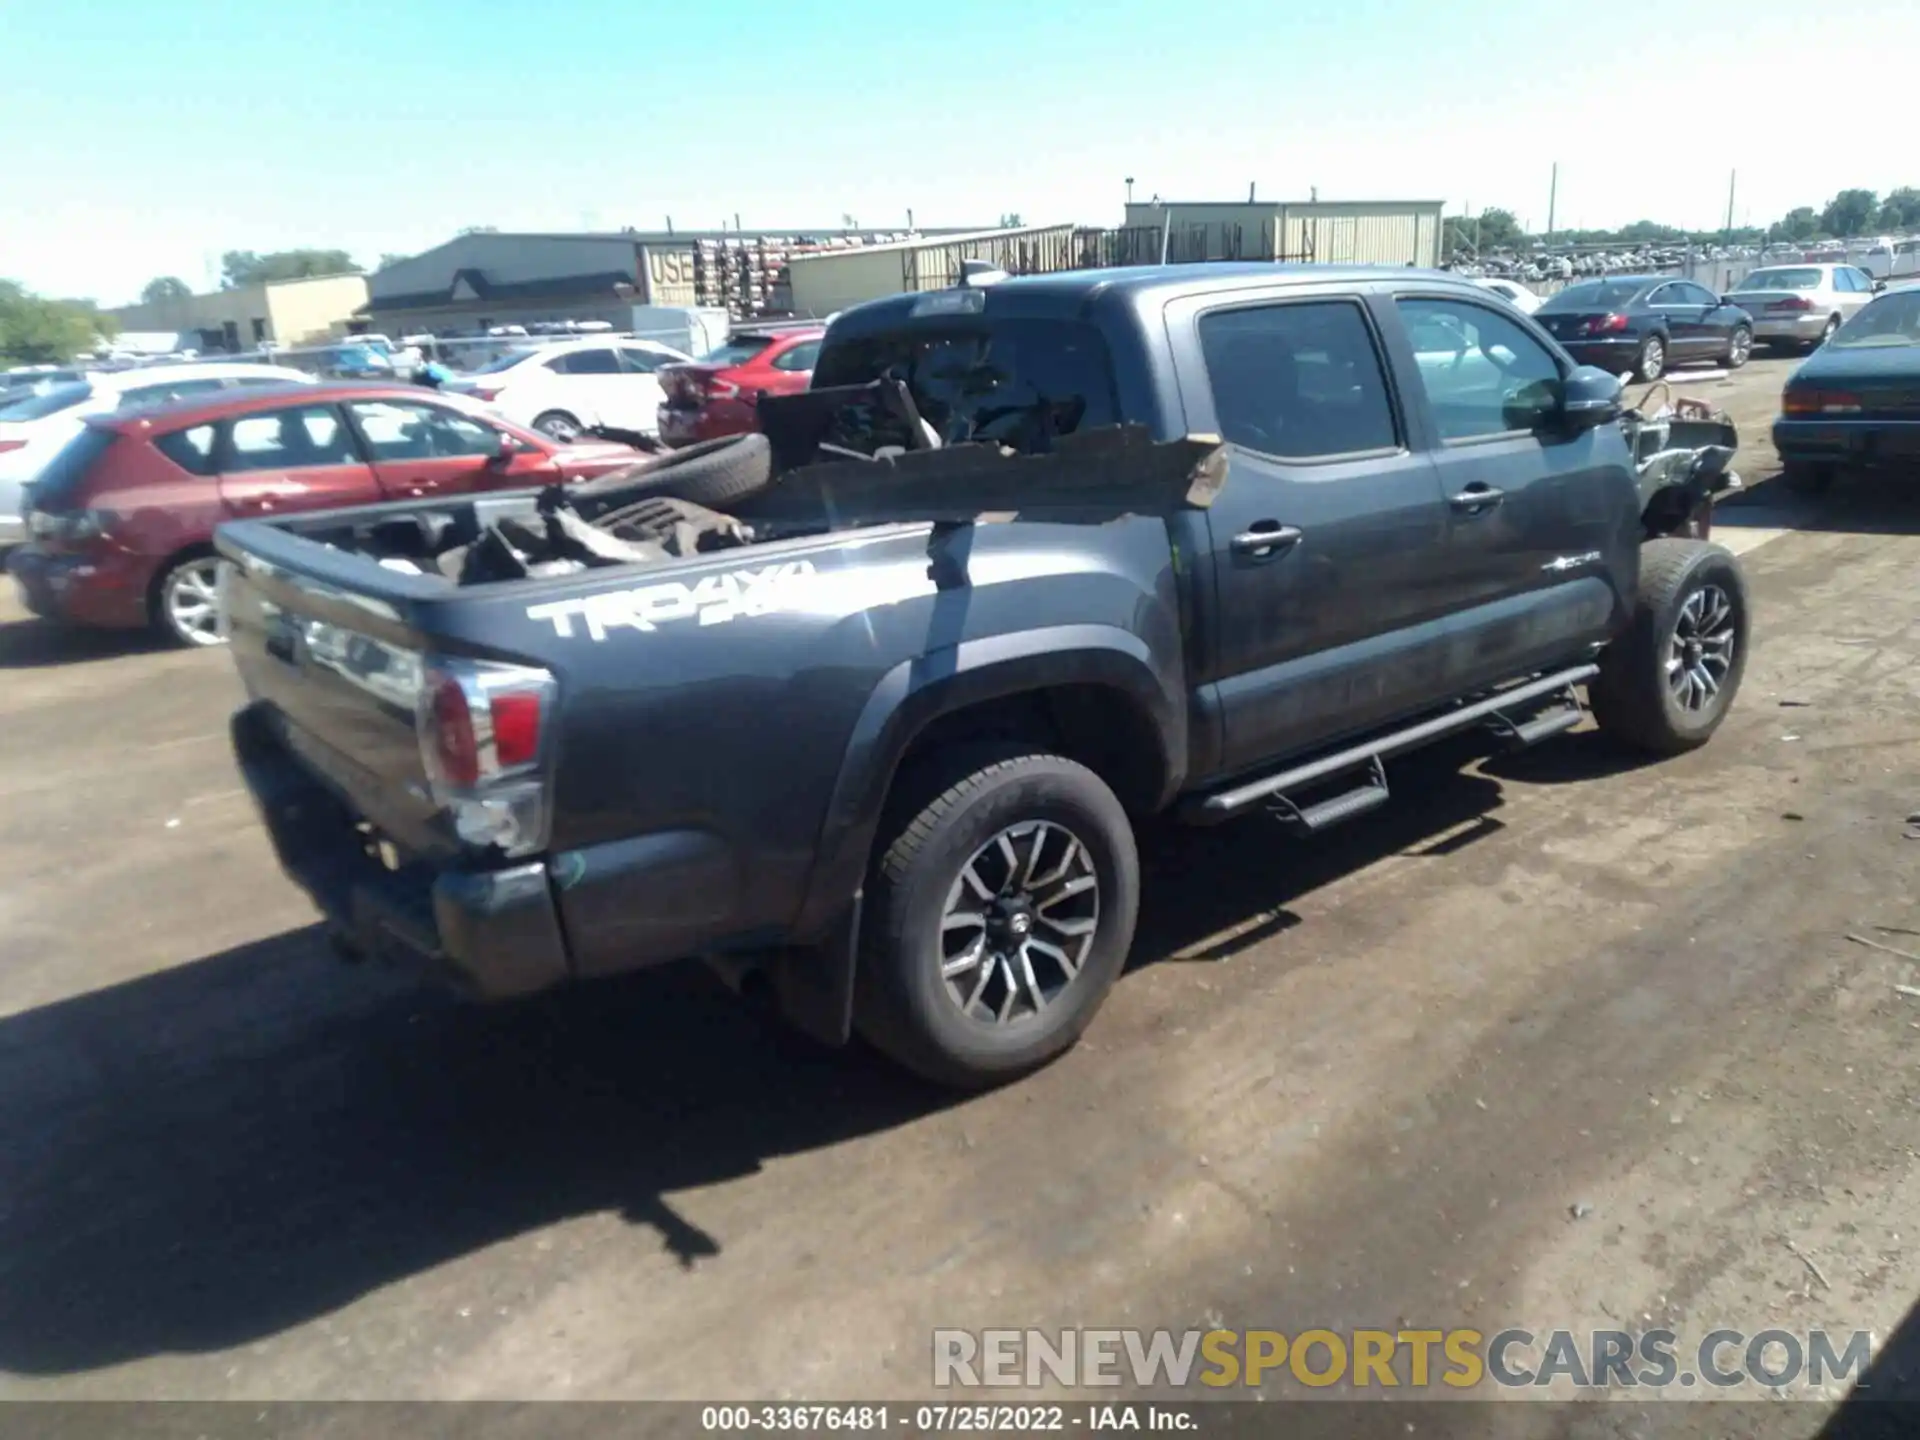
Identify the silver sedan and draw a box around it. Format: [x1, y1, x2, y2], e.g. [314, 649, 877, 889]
[1726, 263, 1880, 352]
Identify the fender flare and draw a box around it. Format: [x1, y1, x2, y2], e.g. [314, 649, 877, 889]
[791, 624, 1185, 944]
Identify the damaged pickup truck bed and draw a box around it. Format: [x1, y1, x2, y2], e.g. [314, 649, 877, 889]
[218, 263, 1750, 1087]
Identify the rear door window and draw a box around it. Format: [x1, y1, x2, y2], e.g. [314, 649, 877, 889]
[812, 318, 1119, 451]
[1197, 300, 1399, 459]
[0, 381, 93, 421]
[552, 348, 620, 375]
[221, 405, 361, 472]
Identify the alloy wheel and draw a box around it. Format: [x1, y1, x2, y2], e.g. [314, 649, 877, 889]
[938, 820, 1100, 1026]
[162, 558, 228, 646]
[1640, 337, 1665, 380]
[1666, 584, 1737, 713]
[1728, 328, 1751, 366]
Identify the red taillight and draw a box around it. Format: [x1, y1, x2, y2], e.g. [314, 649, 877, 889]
[1768, 296, 1814, 312]
[417, 659, 557, 856]
[468, 385, 504, 402]
[703, 375, 741, 400]
[1782, 388, 1862, 416]
[423, 666, 550, 786]
[490, 690, 543, 769]
[0, 440, 25, 455]
[1587, 313, 1630, 334]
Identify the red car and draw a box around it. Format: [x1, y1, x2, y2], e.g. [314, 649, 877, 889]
[656, 324, 823, 447]
[7, 382, 644, 647]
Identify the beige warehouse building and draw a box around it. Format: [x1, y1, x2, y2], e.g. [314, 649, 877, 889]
[106, 273, 370, 353]
[1120, 199, 1446, 267]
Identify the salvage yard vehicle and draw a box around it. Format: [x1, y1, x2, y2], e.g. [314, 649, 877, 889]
[0, 362, 316, 548]
[213, 264, 1751, 1089]
[1774, 283, 1920, 493]
[1535, 276, 1753, 381]
[443, 336, 693, 442]
[1728, 263, 1880, 354]
[656, 323, 824, 447]
[7, 383, 648, 646]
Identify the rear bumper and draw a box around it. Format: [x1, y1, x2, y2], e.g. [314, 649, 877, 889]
[233, 702, 572, 999]
[1773, 417, 1920, 470]
[233, 700, 757, 999]
[7, 544, 154, 629]
[1753, 313, 1831, 342]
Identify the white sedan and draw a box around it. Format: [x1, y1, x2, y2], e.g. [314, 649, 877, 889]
[446, 337, 692, 441]
[0, 362, 315, 546]
[1473, 278, 1543, 314]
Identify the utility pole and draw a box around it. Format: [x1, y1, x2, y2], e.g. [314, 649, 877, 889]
[1546, 163, 1558, 238]
[1125, 176, 1135, 205]
[1724, 170, 1737, 240]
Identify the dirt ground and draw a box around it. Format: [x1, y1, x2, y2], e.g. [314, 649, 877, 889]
[2, 354, 1918, 1437]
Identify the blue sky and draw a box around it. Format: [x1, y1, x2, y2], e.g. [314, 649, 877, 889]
[5, 0, 1916, 304]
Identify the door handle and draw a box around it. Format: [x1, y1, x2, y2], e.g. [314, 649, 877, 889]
[1449, 484, 1505, 514]
[1230, 522, 1304, 557]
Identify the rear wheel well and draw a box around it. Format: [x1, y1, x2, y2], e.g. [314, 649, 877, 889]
[888, 685, 1170, 820]
[146, 541, 217, 623]
[1641, 486, 1708, 540]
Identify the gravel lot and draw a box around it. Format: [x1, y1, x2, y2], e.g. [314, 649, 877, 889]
[2, 353, 1917, 1436]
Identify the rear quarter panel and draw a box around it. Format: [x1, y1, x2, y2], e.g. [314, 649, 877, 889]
[503, 516, 1188, 952]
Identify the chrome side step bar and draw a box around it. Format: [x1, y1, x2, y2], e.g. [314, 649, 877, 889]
[1185, 664, 1599, 827]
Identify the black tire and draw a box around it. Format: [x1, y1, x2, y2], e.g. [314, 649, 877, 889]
[1817, 314, 1841, 348]
[569, 433, 774, 516]
[1589, 538, 1748, 757]
[1724, 324, 1752, 369]
[1633, 334, 1667, 382]
[530, 410, 583, 441]
[854, 744, 1140, 1089]
[1780, 461, 1834, 495]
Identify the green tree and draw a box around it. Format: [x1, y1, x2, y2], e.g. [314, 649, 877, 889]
[375, 253, 409, 271]
[1473, 207, 1525, 249]
[219, 249, 361, 288]
[140, 276, 192, 303]
[1771, 207, 1819, 242]
[0, 280, 108, 364]
[1818, 189, 1878, 238]
[1876, 186, 1920, 231]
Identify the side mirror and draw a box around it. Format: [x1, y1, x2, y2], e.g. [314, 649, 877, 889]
[1557, 365, 1624, 432]
[1873, 279, 1888, 293]
[488, 432, 520, 465]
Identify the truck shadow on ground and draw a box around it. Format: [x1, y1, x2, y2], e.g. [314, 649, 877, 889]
[1717, 473, 1920, 537]
[0, 617, 169, 670]
[1818, 1289, 1920, 1437]
[0, 736, 1631, 1378]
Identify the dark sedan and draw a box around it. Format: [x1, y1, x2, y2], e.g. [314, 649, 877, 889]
[1534, 276, 1753, 382]
[1773, 284, 1920, 493]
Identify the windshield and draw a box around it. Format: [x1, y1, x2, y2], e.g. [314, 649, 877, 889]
[0, 381, 94, 421]
[812, 318, 1120, 452]
[702, 337, 774, 368]
[1738, 268, 1822, 291]
[1831, 290, 1920, 348]
[1540, 280, 1647, 311]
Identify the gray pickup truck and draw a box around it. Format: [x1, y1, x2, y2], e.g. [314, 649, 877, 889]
[216, 263, 1747, 1087]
